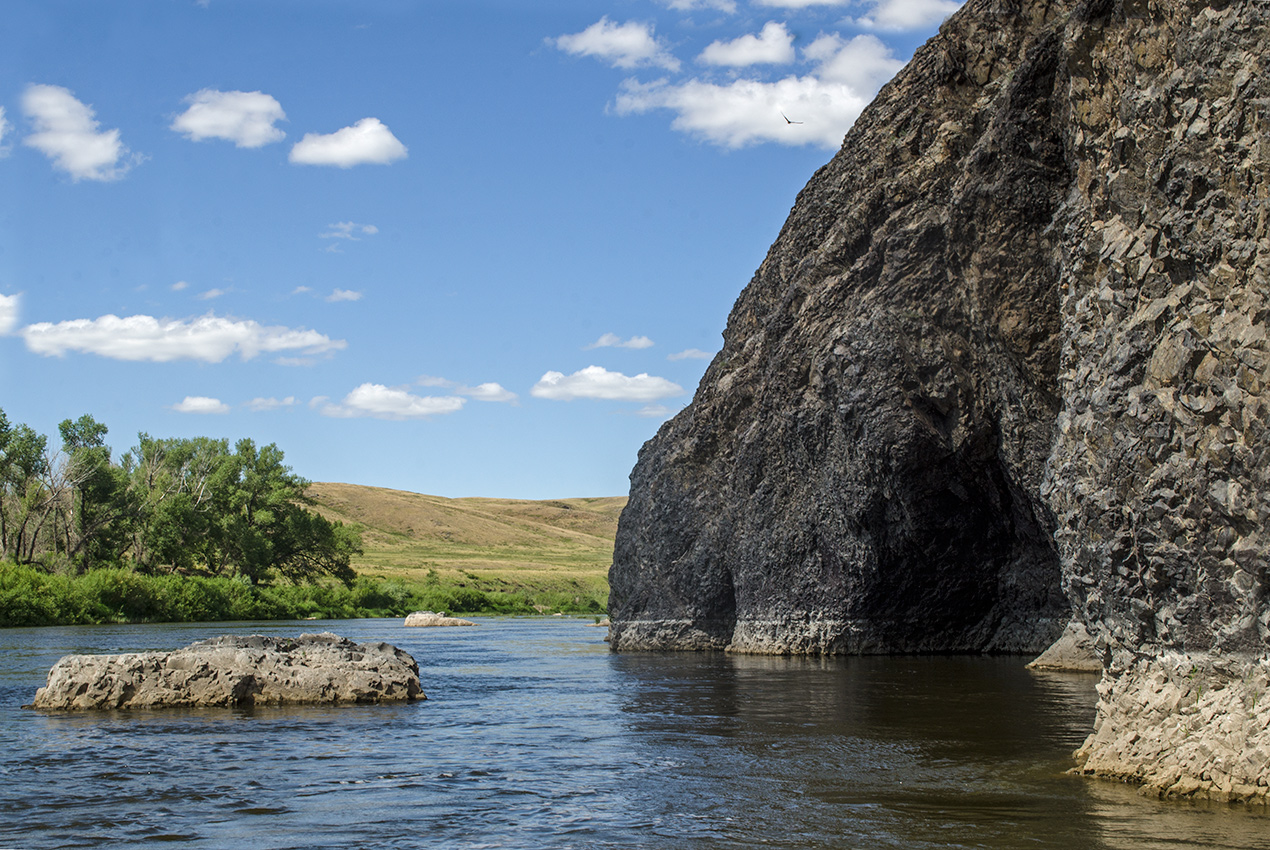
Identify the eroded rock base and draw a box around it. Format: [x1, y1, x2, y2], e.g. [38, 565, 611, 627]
[31, 632, 423, 710]
[1073, 654, 1270, 804]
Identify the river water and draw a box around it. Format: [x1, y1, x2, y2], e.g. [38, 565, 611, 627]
[1, 617, 1267, 849]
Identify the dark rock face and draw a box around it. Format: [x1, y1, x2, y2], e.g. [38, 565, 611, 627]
[611, 0, 1077, 654]
[610, 0, 1270, 801]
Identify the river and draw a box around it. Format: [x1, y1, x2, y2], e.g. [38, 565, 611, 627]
[1, 617, 1267, 849]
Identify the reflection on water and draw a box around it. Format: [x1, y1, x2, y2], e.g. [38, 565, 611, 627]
[0, 618, 1266, 849]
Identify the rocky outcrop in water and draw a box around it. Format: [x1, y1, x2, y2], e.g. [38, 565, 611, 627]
[404, 611, 477, 627]
[30, 633, 423, 710]
[610, 0, 1269, 802]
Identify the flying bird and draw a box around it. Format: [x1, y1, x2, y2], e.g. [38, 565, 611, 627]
[781, 112, 803, 125]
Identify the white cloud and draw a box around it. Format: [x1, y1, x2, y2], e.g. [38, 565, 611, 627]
[614, 34, 902, 149]
[553, 17, 680, 71]
[171, 280, 189, 291]
[699, 22, 794, 67]
[668, 347, 714, 360]
[856, 0, 962, 31]
[291, 286, 312, 295]
[635, 403, 677, 418]
[325, 289, 363, 303]
[321, 383, 466, 420]
[0, 294, 20, 335]
[662, 0, 736, 10]
[320, 221, 378, 240]
[616, 75, 861, 149]
[531, 365, 683, 402]
[245, 396, 298, 411]
[196, 288, 225, 300]
[586, 332, 654, 350]
[460, 382, 517, 403]
[170, 89, 286, 148]
[417, 375, 518, 403]
[21, 84, 138, 181]
[289, 118, 407, 167]
[172, 396, 230, 415]
[21, 313, 345, 363]
[755, 0, 846, 6]
[0, 106, 10, 157]
[805, 33, 905, 92]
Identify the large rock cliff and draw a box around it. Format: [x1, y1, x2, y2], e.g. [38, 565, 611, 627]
[610, 0, 1269, 801]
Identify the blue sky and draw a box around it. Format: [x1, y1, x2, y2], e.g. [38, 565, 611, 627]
[0, 0, 959, 499]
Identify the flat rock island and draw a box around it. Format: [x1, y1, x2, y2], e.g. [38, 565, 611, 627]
[404, 611, 477, 627]
[30, 632, 424, 710]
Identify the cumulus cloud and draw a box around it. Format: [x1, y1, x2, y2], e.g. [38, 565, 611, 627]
[320, 383, 466, 420]
[553, 17, 680, 71]
[531, 365, 683, 402]
[662, 0, 736, 10]
[805, 33, 905, 92]
[22, 84, 138, 181]
[417, 375, 518, 403]
[196, 288, 226, 301]
[615, 34, 902, 149]
[668, 347, 714, 360]
[20, 313, 345, 363]
[170, 89, 287, 148]
[320, 221, 378, 240]
[0, 294, 20, 335]
[172, 396, 230, 415]
[585, 332, 654, 350]
[289, 118, 407, 167]
[245, 396, 298, 411]
[699, 22, 794, 67]
[856, 0, 962, 31]
[325, 289, 363, 303]
[171, 280, 189, 291]
[755, 0, 846, 6]
[0, 107, 10, 156]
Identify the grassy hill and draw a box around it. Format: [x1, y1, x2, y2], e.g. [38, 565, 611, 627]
[306, 483, 625, 614]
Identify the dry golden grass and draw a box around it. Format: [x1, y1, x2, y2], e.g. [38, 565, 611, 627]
[305, 483, 625, 600]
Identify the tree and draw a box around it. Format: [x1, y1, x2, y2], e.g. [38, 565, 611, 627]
[124, 434, 230, 573]
[56, 415, 134, 569]
[214, 439, 360, 585]
[0, 410, 53, 563]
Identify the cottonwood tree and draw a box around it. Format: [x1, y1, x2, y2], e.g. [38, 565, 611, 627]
[0, 409, 55, 563]
[213, 439, 359, 585]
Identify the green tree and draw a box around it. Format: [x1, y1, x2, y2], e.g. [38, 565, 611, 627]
[0, 410, 53, 563]
[57, 415, 134, 569]
[124, 434, 230, 573]
[215, 439, 360, 585]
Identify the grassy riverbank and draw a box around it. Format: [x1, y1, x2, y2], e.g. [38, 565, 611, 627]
[0, 485, 622, 626]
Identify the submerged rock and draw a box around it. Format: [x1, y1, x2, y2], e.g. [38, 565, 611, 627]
[30, 633, 423, 710]
[404, 611, 477, 627]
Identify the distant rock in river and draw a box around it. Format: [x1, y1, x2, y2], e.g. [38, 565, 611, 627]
[30, 633, 423, 710]
[404, 611, 477, 627]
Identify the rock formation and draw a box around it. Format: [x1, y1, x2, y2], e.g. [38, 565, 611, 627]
[30, 633, 423, 710]
[610, 0, 1269, 801]
[404, 611, 477, 627]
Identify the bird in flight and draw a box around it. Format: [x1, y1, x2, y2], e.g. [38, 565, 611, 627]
[781, 112, 803, 125]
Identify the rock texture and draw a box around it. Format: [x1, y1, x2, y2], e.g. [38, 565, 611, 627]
[30, 633, 423, 710]
[610, 0, 1269, 800]
[1073, 654, 1270, 803]
[404, 611, 477, 627]
[611, 0, 1076, 655]
[1026, 620, 1101, 672]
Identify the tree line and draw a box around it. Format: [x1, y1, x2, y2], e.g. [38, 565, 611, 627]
[0, 409, 360, 586]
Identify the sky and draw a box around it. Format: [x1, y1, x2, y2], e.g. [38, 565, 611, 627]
[0, 0, 960, 499]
